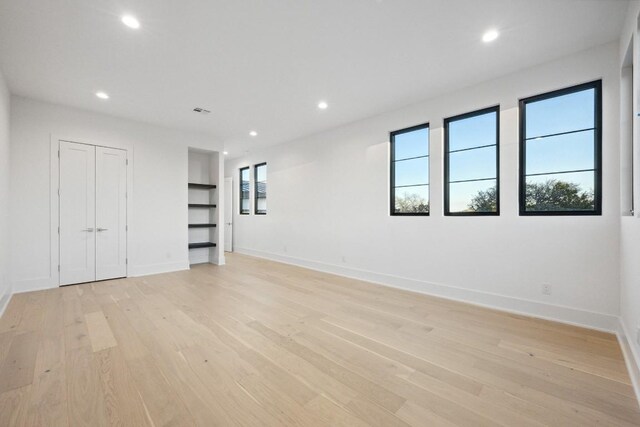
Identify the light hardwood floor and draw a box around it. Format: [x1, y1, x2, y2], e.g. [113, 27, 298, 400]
[0, 253, 638, 426]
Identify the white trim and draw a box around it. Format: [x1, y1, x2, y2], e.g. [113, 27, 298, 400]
[11, 260, 190, 294]
[49, 138, 59, 288]
[224, 176, 234, 253]
[618, 318, 640, 408]
[0, 292, 11, 318]
[50, 134, 133, 287]
[234, 247, 619, 333]
[190, 254, 226, 266]
[128, 261, 190, 277]
[189, 253, 211, 265]
[12, 277, 57, 294]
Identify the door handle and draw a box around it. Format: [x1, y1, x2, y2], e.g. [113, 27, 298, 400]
[83, 228, 94, 232]
[97, 228, 109, 232]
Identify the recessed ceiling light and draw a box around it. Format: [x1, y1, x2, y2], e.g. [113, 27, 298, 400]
[95, 91, 109, 100]
[121, 15, 140, 29]
[249, 131, 258, 137]
[223, 151, 229, 155]
[318, 101, 328, 110]
[482, 29, 499, 43]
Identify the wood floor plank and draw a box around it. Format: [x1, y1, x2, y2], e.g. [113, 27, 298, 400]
[473, 357, 640, 425]
[0, 294, 27, 334]
[0, 332, 39, 394]
[63, 291, 92, 351]
[236, 373, 324, 426]
[248, 320, 407, 413]
[126, 355, 197, 427]
[101, 302, 150, 361]
[395, 400, 458, 427]
[14, 292, 46, 334]
[0, 331, 14, 370]
[426, 324, 635, 397]
[85, 311, 117, 353]
[119, 300, 255, 426]
[25, 291, 68, 427]
[304, 395, 370, 427]
[0, 385, 32, 426]
[176, 299, 360, 406]
[66, 346, 109, 426]
[294, 325, 541, 427]
[312, 318, 484, 397]
[0, 253, 637, 426]
[346, 397, 411, 427]
[464, 359, 640, 426]
[477, 383, 596, 427]
[94, 347, 153, 427]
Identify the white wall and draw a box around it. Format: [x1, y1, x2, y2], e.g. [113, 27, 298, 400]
[226, 42, 621, 331]
[0, 69, 11, 313]
[619, 0, 640, 398]
[10, 96, 222, 293]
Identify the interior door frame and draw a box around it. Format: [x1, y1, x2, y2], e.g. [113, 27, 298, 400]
[224, 176, 234, 252]
[50, 135, 133, 287]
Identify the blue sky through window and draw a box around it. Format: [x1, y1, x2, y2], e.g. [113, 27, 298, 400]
[526, 89, 595, 138]
[447, 110, 498, 212]
[394, 128, 429, 160]
[256, 164, 267, 182]
[524, 88, 596, 197]
[523, 86, 597, 213]
[392, 126, 429, 213]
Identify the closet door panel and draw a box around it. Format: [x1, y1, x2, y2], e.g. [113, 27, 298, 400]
[59, 141, 96, 285]
[95, 146, 127, 281]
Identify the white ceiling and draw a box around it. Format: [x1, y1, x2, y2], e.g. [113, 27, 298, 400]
[0, 0, 629, 155]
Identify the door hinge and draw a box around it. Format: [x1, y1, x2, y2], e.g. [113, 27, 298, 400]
[125, 225, 128, 232]
[58, 188, 60, 196]
[57, 150, 60, 158]
[58, 265, 60, 272]
[58, 226, 60, 234]
[126, 258, 128, 265]
[126, 159, 129, 166]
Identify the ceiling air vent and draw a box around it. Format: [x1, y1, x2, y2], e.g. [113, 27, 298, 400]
[193, 107, 211, 114]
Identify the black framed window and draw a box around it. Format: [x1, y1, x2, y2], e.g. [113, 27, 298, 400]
[444, 106, 499, 215]
[519, 80, 602, 215]
[254, 163, 267, 215]
[390, 123, 430, 215]
[239, 167, 250, 215]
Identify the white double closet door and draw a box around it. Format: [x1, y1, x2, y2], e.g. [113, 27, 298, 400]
[59, 141, 127, 286]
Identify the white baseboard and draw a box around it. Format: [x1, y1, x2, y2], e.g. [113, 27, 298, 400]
[189, 254, 210, 265]
[617, 319, 640, 407]
[235, 247, 619, 333]
[0, 291, 11, 318]
[129, 260, 190, 277]
[11, 261, 190, 295]
[189, 250, 226, 266]
[12, 276, 57, 294]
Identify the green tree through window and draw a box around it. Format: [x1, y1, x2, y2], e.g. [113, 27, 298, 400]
[395, 193, 429, 213]
[469, 180, 594, 213]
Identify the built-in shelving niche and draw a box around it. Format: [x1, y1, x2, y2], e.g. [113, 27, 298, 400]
[188, 149, 223, 265]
